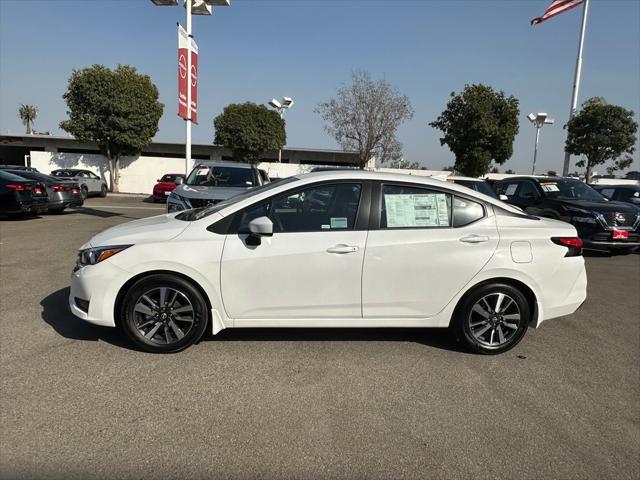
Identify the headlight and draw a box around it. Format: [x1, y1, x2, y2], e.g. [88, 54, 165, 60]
[75, 245, 132, 270]
[167, 193, 190, 212]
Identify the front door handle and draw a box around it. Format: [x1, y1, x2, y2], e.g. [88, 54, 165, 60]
[326, 244, 359, 254]
[459, 234, 490, 244]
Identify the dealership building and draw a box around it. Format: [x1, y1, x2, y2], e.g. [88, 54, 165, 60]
[0, 133, 368, 193]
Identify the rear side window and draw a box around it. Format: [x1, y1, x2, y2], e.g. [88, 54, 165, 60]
[517, 182, 539, 200]
[381, 185, 451, 228]
[452, 197, 485, 227]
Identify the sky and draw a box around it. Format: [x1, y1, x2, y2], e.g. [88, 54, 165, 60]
[1, 0, 639, 175]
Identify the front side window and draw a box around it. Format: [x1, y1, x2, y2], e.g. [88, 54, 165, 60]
[599, 188, 615, 199]
[186, 165, 257, 188]
[381, 185, 451, 228]
[238, 183, 362, 233]
[517, 182, 539, 200]
[496, 182, 519, 198]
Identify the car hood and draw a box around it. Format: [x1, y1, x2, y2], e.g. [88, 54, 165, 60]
[84, 213, 190, 249]
[555, 199, 639, 214]
[175, 184, 250, 200]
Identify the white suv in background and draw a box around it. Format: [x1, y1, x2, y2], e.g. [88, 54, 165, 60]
[70, 170, 587, 354]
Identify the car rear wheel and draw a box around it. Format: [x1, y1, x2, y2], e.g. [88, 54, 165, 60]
[81, 185, 88, 199]
[121, 274, 208, 353]
[454, 283, 530, 355]
[100, 184, 107, 197]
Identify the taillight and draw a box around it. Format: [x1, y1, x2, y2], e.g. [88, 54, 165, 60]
[551, 237, 583, 257]
[6, 184, 31, 191]
[51, 185, 70, 192]
[34, 186, 43, 194]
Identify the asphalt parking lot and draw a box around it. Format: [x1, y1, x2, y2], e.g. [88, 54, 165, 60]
[1, 196, 639, 480]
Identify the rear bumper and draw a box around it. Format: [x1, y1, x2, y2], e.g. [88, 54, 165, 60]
[583, 240, 640, 251]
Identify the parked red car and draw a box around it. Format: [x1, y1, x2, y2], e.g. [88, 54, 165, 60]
[153, 173, 185, 202]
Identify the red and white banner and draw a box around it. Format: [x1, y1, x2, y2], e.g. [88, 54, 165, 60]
[531, 0, 584, 25]
[178, 24, 199, 124]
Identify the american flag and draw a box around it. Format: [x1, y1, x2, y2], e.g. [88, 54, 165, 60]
[531, 0, 584, 25]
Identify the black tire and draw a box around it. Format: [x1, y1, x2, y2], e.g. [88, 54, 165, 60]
[121, 274, 208, 353]
[100, 184, 107, 197]
[454, 283, 530, 355]
[81, 185, 89, 200]
[49, 207, 65, 214]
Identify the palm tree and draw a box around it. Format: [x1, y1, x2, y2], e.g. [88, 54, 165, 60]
[18, 104, 38, 134]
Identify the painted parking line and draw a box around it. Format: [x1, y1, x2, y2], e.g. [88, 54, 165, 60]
[79, 205, 165, 210]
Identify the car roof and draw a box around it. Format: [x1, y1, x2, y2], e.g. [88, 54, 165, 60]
[446, 176, 486, 182]
[495, 176, 571, 183]
[192, 161, 254, 169]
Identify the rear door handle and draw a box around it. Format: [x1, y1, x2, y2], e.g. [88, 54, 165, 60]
[326, 244, 359, 254]
[459, 234, 490, 244]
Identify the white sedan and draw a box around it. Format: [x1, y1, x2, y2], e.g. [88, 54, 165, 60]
[69, 171, 587, 354]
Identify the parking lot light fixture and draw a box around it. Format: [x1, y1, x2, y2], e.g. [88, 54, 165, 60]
[149, 0, 230, 174]
[527, 112, 554, 175]
[267, 96, 294, 163]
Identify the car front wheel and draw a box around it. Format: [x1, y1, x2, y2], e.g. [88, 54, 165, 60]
[100, 184, 107, 197]
[454, 283, 530, 355]
[121, 274, 209, 353]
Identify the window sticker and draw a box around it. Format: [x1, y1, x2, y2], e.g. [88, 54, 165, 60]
[540, 183, 559, 192]
[321, 224, 331, 230]
[385, 193, 448, 227]
[330, 217, 348, 229]
[197, 168, 209, 176]
[505, 184, 518, 196]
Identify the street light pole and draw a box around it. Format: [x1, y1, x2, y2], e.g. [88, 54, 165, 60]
[527, 112, 554, 176]
[268, 97, 294, 163]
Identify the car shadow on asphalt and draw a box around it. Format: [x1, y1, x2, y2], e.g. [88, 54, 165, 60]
[206, 327, 469, 353]
[40, 287, 133, 350]
[41, 287, 469, 353]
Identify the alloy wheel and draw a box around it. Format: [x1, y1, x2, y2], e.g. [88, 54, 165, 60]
[468, 292, 521, 348]
[133, 287, 195, 345]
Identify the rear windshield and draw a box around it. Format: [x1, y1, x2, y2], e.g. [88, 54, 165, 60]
[52, 170, 76, 177]
[541, 179, 605, 202]
[161, 174, 184, 183]
[0, 170, 31, 182]
[186, 165, 257, 188]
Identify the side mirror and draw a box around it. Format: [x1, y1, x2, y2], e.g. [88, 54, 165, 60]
[499, 194, 508, 201]
[175, 177, 184, 185]
[248, 216, 273, 237]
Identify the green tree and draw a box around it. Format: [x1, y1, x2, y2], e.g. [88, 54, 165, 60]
[60, 64, 164, 192]
[430, 84, 520, 177]
[565, 97, 637, 183]
[546, 170, 557, 176]
[214, 102, 285, 163]
[18, 104, 38, 134]
[316, 70, 414, 168]
[505, 169, 515, 174]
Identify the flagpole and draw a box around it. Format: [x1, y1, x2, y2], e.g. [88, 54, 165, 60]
[562, 0, 590, 177]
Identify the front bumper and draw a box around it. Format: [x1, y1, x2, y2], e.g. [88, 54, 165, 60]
[69, 260, 130, 327]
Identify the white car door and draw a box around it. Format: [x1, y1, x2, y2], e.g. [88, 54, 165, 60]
[221, 182, 368, 319]
[362, 183, 499, 318]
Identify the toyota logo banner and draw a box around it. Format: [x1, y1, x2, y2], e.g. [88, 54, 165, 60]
[178, 24, 198, 124]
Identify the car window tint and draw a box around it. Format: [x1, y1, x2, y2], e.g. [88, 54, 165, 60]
[599, 188, 615, 199]
[496, 182, 519, 198]
[239, 183, 362, 233]
[517, 182, 539, 200]
[381, 185, 451, 228]
[453, 197, 485, 227]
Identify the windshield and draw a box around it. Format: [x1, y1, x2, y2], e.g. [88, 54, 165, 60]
[542, 179, 606, 202]
[453, 180, 497, 199]
[161, 174, 184, 183]
[186, 165, 257, 188]
[177, 177, 298, 221]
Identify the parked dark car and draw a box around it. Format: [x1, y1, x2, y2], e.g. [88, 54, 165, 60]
[591, 184, 640, 207]
[153, 173, 185, 202]
[0, 170, 48, 217]
[0, 164, 39, 172]
[6, 170, 83, 213]
[495, 176, 640, 253]
[50, 169, 108, 198]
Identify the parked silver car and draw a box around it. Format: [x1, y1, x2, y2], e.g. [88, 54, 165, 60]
[167, 161, 268, 212]
[51, 169, 108, 198]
